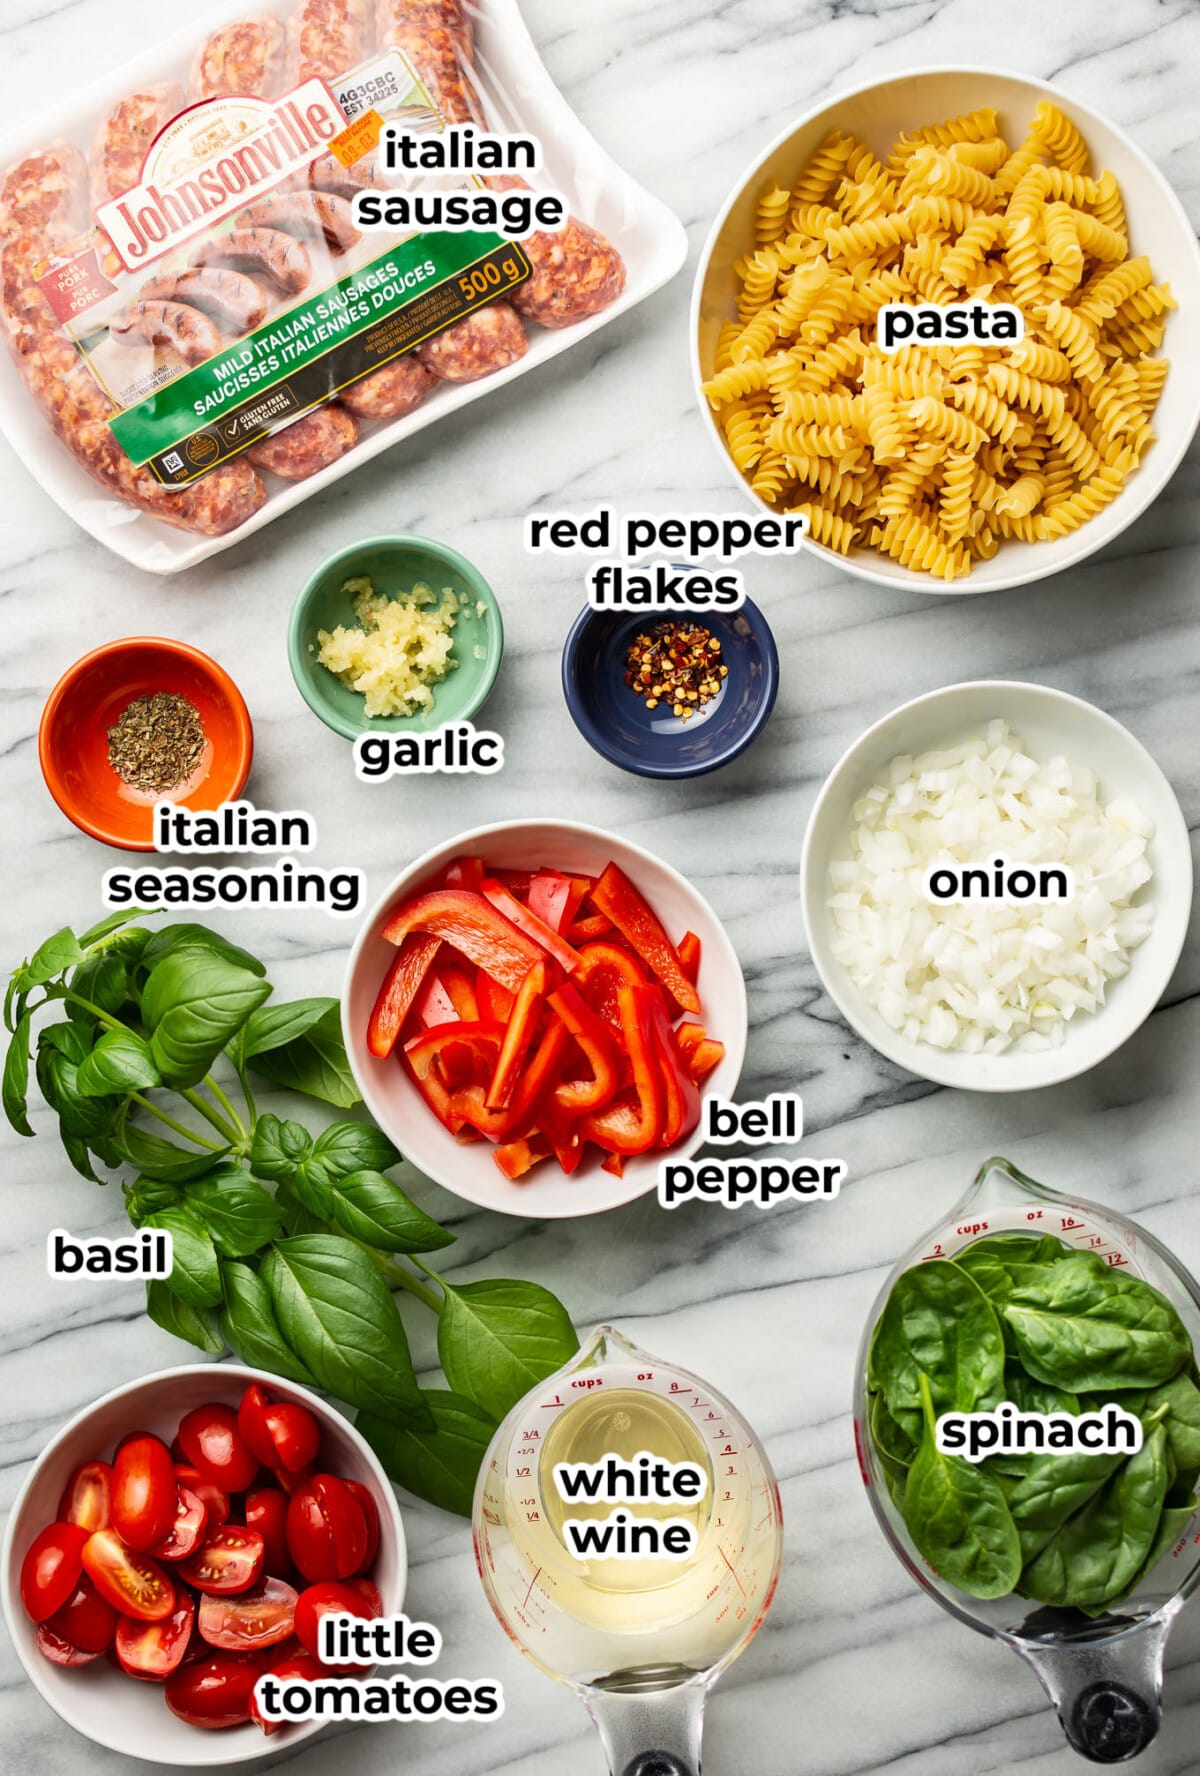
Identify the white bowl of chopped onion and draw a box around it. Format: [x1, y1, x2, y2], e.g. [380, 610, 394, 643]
[692, 67, 1200, 593]
[800, 681, 1191, 1089]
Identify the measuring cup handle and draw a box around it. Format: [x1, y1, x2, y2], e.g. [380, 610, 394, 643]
[620, 1758, 697, 1776]
[585, 1679, 705, 1776]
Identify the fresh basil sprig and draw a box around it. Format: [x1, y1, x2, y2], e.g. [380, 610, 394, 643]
[5, 913, 578, 1515]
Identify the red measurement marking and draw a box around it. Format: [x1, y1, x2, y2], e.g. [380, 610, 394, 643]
[541, 1395, 564, 1408]
[718, 1545, 747, 1599]
[522, 1567, 543, 1609]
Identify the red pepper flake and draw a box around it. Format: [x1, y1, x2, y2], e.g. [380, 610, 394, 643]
[622, 621, 727, 722]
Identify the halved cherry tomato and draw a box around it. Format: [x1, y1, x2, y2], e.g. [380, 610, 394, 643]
[198, 1577, 298, 1652]
[294, 1579, 380, 1666]
[82, 1529, 175, 1622]
[245, 1488, 292, 1578]
[57, 1460, 113, 1533]
[178, 1525, 265, 1596]
[166, 1652, 262, 1728]
[45, 1576, 118, 1654]
[345, 1576, 383, 1614]
[251, 1651, 325, 1734]
[112, 1433, 178, 1552]
[268, 1462, 314, 1498]
[149, 1486, 208, 1562]
[115, 1590, 195, 1682]
[177, 1404, 258, 1493]
[344, 1481, 380, 1570]
[20, 1522, 90, 1623]
[237, 1386, 320, 1474]
[36, 1622, 100, 1666]
[286, 1474, 367, 1582]
[174, 1465, 229, 1527]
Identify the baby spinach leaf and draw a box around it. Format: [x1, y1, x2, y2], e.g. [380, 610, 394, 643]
[142, 954, 271, 1089]
[145, 1206, 222, 1308]
[249, 1114, 312, 1182]
[75, 1028, 160, 1098]
[185, 1169, 283, 1258]
[1005, 1444, 1131, 1565]
[1166, 1467, 1200, 1510]
[147, 1280, 225, 1354]
[437, 1279, 578, 1420]
[1003, 1367, 1081, 1418]
[4, 1009, 33, 1136]
[1144, 1372, 1200, 1471]
[902, 1372, 1021, 1600]
[869, 1388, 917, 1491]
[263, 1236, 432, 1424]
[1130, 1503, 1196, 1594]
[358, 1391, 496, 1518]
[219, 1260, 316, 1386]
[119, 1124, 231, 1183]
[245, 1002, 360, 1108]
[327, 1170, 454, 1255]
[1003, 1255, 1191, 1392]
[868, 1259, 1006, 1422]
[1020, 1423, 1171, 1610]
[140, 925, 266, 978]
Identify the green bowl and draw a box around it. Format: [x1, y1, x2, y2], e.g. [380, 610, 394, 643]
[288, 535, 505, 740]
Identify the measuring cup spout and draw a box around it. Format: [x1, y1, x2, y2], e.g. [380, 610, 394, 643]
[583, 1668, 706, 1776]
[1010, 1613, 1172, 1763]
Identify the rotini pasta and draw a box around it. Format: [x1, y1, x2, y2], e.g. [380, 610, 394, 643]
[702, 102, 1171, 579]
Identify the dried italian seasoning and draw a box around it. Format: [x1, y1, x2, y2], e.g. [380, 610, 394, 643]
[623, 621, 728, 721]
[107, 692, 207, 794]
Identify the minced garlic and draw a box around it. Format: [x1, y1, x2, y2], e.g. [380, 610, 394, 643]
[316, 577, 462, 717]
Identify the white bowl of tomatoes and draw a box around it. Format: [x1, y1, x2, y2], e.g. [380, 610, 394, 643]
[1, 1365, 406, 1765]
[343, 820, 748, 1218]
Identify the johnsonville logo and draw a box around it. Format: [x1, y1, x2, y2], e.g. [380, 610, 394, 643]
[96, 80, 345, 270]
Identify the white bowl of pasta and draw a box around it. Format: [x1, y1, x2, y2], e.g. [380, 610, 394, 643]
[692, 68, 1200, 593]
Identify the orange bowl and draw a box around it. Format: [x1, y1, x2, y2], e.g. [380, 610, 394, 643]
[39, 638, 253, 851]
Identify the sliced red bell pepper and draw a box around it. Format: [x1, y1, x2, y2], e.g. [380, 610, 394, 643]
[580, 985, 663, 1155]
[492, 868, 534, 897]
[404, 1021, 506, 1134]
[435, 1039, 486, 1091]
[476, 968, 515, 1024]
[481, 878, 582, 976]
[574, 941, 652, 1026]
[439, 962, 480, 1022]
[677, 930, 702, 985]
[367, 933, 441, 1058]
[675, 1021, 707, 1054]
[382, 889, 545, 993]
[689, 1037, 725, 1082]
[590, 863, 701, 1016]
[414, 970, 460, 1030]
[526, 871, 574, 933]
[494, 1134, 553, 1180]
[548, 981, 622, 1114]
[445, 855, 485, 890]
[407, 1017, 570, 1144]
[600, 1152, 625, 1178]
[565, 911, 612, 943]
[645, 992, 701, 1146]
[540, 1099, 585, 1175]
[487, 962, 549, 1111]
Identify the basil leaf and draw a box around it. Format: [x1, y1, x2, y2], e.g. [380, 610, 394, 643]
[79, 909, 153, 948]
[263, 1236, 431, 1422]
[219, 1260, 316, 1386]
[76, 1028, 160, 1098]
[358, 1391, 495, 1518]
[36, 1038, 119, 1140]
[868, 1259, 1006, 1422]
[311, 1121, 402, 1178]
[185, 1168, 284, 1258]
[62, 1132, 100, 1181]
[23, 927, 85, 986]
[275, 1183, 329, 1238]
[142, 953, 271, 1089]
[120, 1124, 231, 1183]
[437, 1279, 578, 1419]
[250, 1114, 312, 1182]
[328, 1170, 454, 1255]
[147, 1280, 225, 1354]
[238, 998, 338, 1060]
[140, 925, 266, 978]
[292, 1154, 336, 1219]
[246, 1002, 360, 1108]
[1021, 1423, 1171, 1610]
[4, 1009, 33, 1136]
[903, 1373, 1021, 1600]
[1003, 1253, 1191, 1392]
[146, 1206, 222, 1308]
[124, 1176, 183, 1225]
[69, 953, 129, 1021]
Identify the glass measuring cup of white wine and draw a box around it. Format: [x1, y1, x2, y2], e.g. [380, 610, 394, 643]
[472, 1326, 783, 1776]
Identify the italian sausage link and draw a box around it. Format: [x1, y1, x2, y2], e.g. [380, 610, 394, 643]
[308, 150, 382, 200]
[416, 300, 527, 383]
[247, 403, 359, 478]
[287, 0, 372, 83]
[91, 84, 182, 207]
[492, 176, 627, 329]
[190, 16, 288, 99]
[340, 353, 436, 418]
[240, 190, 361, 252]
[139, 267, 267, 332]
[109, 299, 222, 365]
[375, 6, 480, 123]
[190, 227, 312, 295]
[1, 143, 89, 242]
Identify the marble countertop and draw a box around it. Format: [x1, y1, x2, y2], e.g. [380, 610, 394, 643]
[2, 0, 1199, 1772]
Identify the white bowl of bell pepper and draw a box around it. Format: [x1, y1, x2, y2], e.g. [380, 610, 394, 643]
[343, 820, 748, 1217]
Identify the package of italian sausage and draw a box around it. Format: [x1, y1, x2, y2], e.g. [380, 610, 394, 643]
[0, 0, 685, 572]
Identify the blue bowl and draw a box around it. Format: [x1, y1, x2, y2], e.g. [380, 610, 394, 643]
[561, 593, 779, 779]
